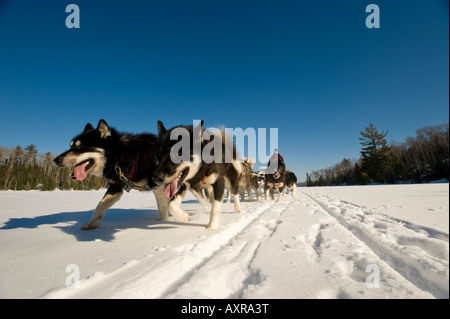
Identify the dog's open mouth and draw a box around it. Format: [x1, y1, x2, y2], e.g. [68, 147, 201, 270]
[164, 168, 189, 199]
[72, 159, 94, 181]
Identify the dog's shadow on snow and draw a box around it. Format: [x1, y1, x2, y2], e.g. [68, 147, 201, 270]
[0, 208, 206, 242]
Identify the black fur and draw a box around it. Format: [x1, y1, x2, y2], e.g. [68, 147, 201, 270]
[153, 121, 240, 199]
[285, 171, 297, 189]
[55, 119, 158, 189]
[264, 154, 286, 201]
[152, 120, 241, 231]
[53, 119, 165, 230]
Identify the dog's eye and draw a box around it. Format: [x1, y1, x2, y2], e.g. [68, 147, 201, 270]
[70, 140, 82, 148]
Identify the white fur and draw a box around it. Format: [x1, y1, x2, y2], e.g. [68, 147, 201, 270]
[201, 172, 219, 185]
[60, 148, 106, 178]
[161, 160, 202, 187]
[81, 189, 123, 230]
[290, 184, 297, 196]
[168, 192, 190, 222]
[153, 185, 169, 221]
[206, 200, 222, 231]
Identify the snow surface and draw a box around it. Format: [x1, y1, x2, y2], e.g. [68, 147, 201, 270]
[0, 184, 448, 299]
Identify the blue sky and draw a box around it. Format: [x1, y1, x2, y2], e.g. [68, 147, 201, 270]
[0, 0, 448, 182]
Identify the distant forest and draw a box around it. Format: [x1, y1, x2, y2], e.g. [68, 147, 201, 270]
[0, 123, 448, 191]
[307, 123, 449, 186]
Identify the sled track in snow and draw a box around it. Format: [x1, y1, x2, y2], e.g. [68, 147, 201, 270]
[161, 203, 292, 298]
[42, 190, 447, 299]
[302, 190, 449, 299]
[43, 198, 298, 299]
[111, 200, 295, 299]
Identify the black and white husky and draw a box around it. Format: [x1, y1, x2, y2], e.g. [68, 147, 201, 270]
[53, 119, 169, 230]
[264, 154, 286, 202]
[152, 120, 242, 231]
[285, 170, 298, 196]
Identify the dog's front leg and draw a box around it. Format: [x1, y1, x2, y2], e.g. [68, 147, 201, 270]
[206, 177, 225, 231]
[291, 184, 297, 196]
[264, 183, 272, 202]
[81, 185, 123, 230]
[168, 186, 189, 222]
[277, 185, 285, 202]
[153, 185, 169, 221]
[225, 189, 231, 204]
[253, 184, 261, 201]
[190, 183, 210, 212]
[233, 190, 241, 213]
[246, 185, 254, 201]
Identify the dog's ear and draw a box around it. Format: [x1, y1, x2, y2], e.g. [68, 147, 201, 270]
[193, 120, 204, 144]
[157, 120, 167, 136]
[194, 120, 204, 132]
[245, 157, 256, 168]
[97, 119, 111, 139]
[84, 123, 94, 133]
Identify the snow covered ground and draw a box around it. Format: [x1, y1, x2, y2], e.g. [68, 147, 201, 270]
[0, 183, 448, 299]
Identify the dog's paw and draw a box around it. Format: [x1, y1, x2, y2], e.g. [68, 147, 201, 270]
[180, 211, 190, 222]
[80, 222, 98, 230]
[205, 222, 219, 231]
[173, 211, 189, 223]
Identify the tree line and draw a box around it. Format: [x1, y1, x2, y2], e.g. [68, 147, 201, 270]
[307, 123, 449, 186]
[0, 145, 107, 191]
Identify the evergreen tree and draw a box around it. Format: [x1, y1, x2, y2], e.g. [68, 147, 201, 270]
[12, 146, 24, 165]
[359, 123, 390, 183]
[24, 144, 38, 167]
[306, 173, 313, 186]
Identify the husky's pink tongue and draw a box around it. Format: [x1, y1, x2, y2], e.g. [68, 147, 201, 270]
[164, 177, 179, 199]
[73, 162, 88, 181]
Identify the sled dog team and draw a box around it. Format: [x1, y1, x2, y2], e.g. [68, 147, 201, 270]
[54, 120, 298, 231]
